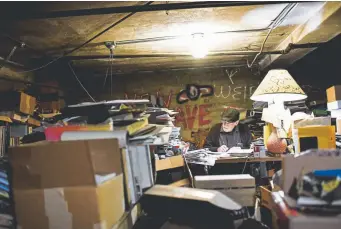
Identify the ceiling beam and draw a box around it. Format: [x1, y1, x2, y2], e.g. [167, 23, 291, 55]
[1, 1, 294, 20]
[86, 63, 254, 76]
[0, 65, 33, 82]
[259, 1, 341, 70]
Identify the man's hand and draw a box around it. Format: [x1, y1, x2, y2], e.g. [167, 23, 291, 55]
[217, 145, 229, 152]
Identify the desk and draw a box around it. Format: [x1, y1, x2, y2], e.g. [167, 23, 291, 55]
[155, 155, 282, 171]
[216, 156, 282, 164]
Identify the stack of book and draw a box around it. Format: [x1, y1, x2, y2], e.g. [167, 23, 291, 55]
[0, 124, 14, 229]
[243, 103, 266, 139]
[0, 163, 13, 229]
[285, 100, 308, 114]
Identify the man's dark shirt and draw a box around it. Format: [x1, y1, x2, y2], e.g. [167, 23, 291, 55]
[203, 123, 252, 152]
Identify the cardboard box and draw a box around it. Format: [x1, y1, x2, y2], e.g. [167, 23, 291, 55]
[327, 100, 341, 110]
[296, 126, 335, 153]
[10, 139, 126, 229]
[0, 91, 36, 115]
[260, 185, 281, 209]
[9, 139, 122, 189]
[282, 153, 341, 194]
[260, 185, 281, 229]
[194, 174, 255, 206]
[326, 85, 341, 102]
[14, 174, 125, 229]
[272, 192, 341, 229]
[155, 155, 184, 171]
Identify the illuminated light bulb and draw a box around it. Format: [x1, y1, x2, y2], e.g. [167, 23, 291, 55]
[190, 33, 208, 59]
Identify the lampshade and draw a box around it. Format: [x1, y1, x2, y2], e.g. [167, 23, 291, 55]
[251, 69, 307, 102]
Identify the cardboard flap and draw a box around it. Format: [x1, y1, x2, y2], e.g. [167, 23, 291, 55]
[86, 139, 122, 176]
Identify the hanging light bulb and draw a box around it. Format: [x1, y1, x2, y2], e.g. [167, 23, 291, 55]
[190, 33, 208, 58]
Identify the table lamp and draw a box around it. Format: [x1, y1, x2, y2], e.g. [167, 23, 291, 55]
[251, 69, 307, 153]
[251, 69, 307, 103]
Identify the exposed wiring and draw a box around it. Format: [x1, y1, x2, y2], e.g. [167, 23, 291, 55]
[68, 62, 96, 102]
[247, 3, 297, 68]
[16, 1, 154, 74]
[241, 156, 250, 174]
[247, 26, 274, 68]
[102, 53, 112, 89]
[110, 49, 113, 97]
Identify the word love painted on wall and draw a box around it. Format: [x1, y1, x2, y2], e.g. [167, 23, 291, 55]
[176, 84, 214, 104]
[175, 104, 212, 129]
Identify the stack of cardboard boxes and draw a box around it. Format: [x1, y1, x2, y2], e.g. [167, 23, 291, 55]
[327, 85, 341, 134]
[9, 139, 125, 229]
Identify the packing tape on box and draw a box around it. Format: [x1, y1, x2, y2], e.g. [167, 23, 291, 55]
[61, 130, 128, 148]
[44, 188, 72, 229]
[43, 188, 107, 229]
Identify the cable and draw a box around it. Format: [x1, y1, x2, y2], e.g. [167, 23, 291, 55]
[110, 49, 113, 97]
[102, 53, 112, 89]
[247, 3, 297, 68]
[241, 155, 250, 174]
[68, 62, 96, 102]
[17, 1, 154, 74]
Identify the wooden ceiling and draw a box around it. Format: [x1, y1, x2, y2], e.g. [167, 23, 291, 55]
[0, 1, 341, 77]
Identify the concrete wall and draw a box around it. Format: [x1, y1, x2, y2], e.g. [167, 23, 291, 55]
[96, 67, 261, 145]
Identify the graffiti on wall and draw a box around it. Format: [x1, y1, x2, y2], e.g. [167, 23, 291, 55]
[122, 83, 258, 109]
[122, 71, 259, 134]
[124, 90, 173, 108]
[176, 84, 214, 104]
[174, 104, 212, 129]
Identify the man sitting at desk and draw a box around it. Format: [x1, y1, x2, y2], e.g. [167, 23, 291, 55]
[204, 108, 252, 152]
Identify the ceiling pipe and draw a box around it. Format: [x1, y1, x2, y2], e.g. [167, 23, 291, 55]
[96, 28, 274, 47]
[62, 42, 324, 61]
[0, 56, 25, 68]
[91, 63, 253, 76]
[65, 51, 281, 61]
[1, 1, 295, 20]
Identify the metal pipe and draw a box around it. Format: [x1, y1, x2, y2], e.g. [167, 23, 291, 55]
[92, 63, 253, 76]
[110, 28, 272, 46]
[64, 50, 286, 61]
[247, 2, 297, 68]
[64, 40, 325, 61]
[1, 1, 295, 20]
[0, 56, 25, 68]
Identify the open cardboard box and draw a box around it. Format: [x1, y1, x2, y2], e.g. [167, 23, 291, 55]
[9, 139, 125, 229]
